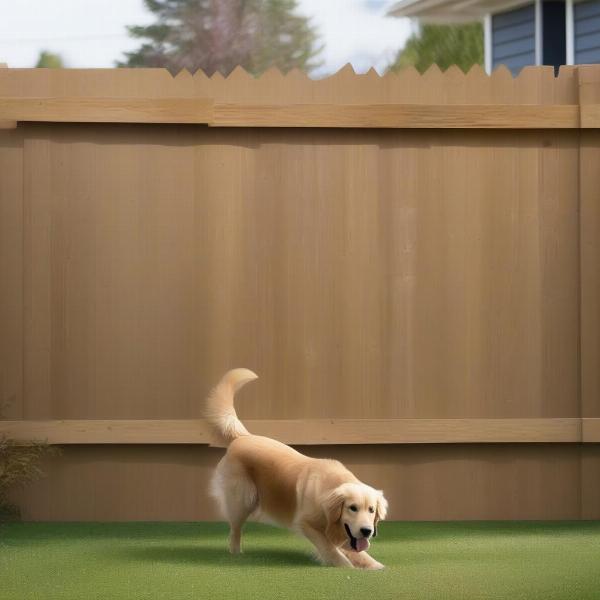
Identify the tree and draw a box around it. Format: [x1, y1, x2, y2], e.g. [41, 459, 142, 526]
[118, 0, 322, 76]
[389, 22, 483, 73]
[35, 50, 65, 68]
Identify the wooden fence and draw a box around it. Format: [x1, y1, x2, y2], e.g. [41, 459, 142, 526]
[1, 63, 599, 520]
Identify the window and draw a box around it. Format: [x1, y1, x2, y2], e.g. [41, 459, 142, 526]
[543, 1, 567, 73]
[574, 0, 600, 63]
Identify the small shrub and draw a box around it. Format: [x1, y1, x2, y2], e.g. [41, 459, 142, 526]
[0, 403, 59, 521]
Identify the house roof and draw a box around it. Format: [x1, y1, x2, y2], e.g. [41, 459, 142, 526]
[387, 0, 533, 22]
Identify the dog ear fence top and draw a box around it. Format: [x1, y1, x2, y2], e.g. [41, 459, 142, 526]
[0, 63, 599, 129]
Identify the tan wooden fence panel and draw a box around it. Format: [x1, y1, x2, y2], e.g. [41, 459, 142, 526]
[1, 64, 599, 520]
[9, 125, 580, 421]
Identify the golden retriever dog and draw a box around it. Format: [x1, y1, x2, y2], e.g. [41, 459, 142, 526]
[205, 368, 388, 569]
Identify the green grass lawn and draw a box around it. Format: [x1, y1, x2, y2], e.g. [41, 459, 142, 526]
[2, 521, 600, 600]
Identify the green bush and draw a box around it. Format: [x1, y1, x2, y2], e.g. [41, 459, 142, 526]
[0, 404, 58, 521]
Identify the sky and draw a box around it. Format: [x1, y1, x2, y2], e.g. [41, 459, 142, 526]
[0, 0, 413, 76]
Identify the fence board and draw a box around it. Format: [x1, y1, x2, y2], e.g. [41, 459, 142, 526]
[578, 66, 600, 521]
[212, 103, 580, 128]
[0, 97, 213, 123]
[0, 97, 584, 129]
[0, 129, 23, 419]
[578, 66, 600, 419]
[580, 104, 600, 127]
[0, 98, 584, 128]
[0, 418, 583, 445]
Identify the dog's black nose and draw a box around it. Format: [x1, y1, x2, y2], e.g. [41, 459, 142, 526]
[360, 528, 372, 538]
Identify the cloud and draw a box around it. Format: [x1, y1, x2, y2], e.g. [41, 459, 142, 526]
[297, 0, 412, 76]
[0, 0, 152, 68]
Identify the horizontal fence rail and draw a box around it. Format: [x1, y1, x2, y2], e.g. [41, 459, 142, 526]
[4, 418, 600, 445]
[0, 97, 213, 125]
[0, 97, 596, 129]
[212, 103, 583, 128]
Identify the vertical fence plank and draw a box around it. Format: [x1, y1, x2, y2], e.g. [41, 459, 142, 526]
[0, 130, 23, 419]
[0, 61, 23, 419]
[578, 65, 600, 518]
[22, 134, 54, 418]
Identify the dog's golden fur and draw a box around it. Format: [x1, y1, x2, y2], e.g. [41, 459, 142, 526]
[206, 369, 388, 569]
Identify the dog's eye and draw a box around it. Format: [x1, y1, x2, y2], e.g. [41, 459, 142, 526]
[368, 506, 375, 513]
[349, 505, 358, 512]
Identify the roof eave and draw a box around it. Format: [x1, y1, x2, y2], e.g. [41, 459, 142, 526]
[388, 0, 534, 20]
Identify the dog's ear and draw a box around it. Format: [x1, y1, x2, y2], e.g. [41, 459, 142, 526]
[322, 486, 345, 524]
[322, 486, 346, 545]
[373, 491, 388, 537]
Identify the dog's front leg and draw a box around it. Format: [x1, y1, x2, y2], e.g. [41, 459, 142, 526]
[341, 549, 385, 570]
[299, 523, 354, 568]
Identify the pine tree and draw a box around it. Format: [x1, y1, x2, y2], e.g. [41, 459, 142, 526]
[118, 0, 322, 75]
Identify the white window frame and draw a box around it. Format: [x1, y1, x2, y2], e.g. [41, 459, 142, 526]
[566, 0, 575, 64]
[535, 0, 543, 64]
[484, 14, 493, 73]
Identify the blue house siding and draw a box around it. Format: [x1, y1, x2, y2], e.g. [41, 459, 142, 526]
[492, 4, 536, 74]
[574, 0, 600, 63]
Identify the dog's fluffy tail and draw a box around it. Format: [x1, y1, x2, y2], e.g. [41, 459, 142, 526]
[204, 368, 258, 446]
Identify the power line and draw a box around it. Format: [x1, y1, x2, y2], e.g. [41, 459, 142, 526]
[0, 32, 130, 44]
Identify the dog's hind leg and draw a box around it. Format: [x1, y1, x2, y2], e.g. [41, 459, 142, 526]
[211, 458, 257, 554]
[227, 497, 256, 554]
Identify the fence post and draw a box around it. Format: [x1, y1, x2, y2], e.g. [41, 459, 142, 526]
[0, 58, 24, 422]
[578, 64, 600, 517]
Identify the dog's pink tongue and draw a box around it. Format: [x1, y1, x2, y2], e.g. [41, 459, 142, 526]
[356, 538, 370, 553]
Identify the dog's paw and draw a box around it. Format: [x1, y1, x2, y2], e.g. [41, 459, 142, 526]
[365, 560, 385, 570]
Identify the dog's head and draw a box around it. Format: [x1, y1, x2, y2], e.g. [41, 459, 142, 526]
[322, 482, 388, 553]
